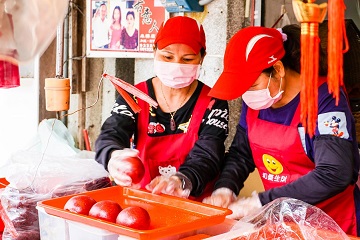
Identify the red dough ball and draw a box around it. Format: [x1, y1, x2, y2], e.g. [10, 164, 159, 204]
[64, 195, 97, 215]
[119, 157, 145, 184]
[89, 200, 122, 223]
[116, 206, 151, 230]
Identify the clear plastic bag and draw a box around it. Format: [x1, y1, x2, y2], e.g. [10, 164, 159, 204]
[0, 0, 69, 63]
[25, 118, 80, 157]
[0, 0, 69, 88]
[207, 198, 350, 240]
[0, 119, 112, 239]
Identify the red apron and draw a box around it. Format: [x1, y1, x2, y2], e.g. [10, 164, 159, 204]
[135, 81, 213, 201]
[246, 101, 357, 235]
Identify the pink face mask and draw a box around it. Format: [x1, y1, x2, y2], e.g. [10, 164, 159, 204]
[242, 74, 284, 110]
[154, 60, 200, 89]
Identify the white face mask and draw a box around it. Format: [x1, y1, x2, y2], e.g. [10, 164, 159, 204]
[154, 60, 200, 89]
[242, 74, 284, 110]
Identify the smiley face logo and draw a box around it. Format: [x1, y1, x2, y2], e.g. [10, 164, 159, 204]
[262, 154, 283, 175]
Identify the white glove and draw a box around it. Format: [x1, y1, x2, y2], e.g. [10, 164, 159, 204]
[145, 172, 192, 198]
[227, 191, 262, 220]
[202, 187, 237, 208]
[107, 148, 140, 188]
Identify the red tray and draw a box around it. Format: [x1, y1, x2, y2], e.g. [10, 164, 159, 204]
[37, 186, 232, 239]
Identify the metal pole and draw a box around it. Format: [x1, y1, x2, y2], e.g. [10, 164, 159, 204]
[55, 20, 66, 123]
[56, 22, 64, 78]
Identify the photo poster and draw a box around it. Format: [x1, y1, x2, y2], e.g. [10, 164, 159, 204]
[86, 0, 168, 58]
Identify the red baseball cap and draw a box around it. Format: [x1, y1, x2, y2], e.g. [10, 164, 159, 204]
[154, 16, 206, 54]
[209, 26, 285, 100]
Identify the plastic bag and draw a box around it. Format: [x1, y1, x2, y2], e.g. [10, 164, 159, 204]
[0, 119, 112, 239]
[206, 198, 349, 240]
[0, 0, 69, 63]
[25, 118, 80, 157]
[0, 0, 69, 88]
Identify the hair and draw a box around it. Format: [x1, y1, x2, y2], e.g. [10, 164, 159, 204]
[112, 6, 121, 24]
[263, 24, 327, 76]
[126, 10, 135, 19]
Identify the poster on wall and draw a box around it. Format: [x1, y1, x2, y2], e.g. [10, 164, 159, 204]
[86, 0, 168, 58]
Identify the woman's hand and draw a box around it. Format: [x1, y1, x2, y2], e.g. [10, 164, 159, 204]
[108, 148, 141, 188]
[227, 191, 262, 220]
[146, 173, 192, 198]
[202, 188, 237, 208]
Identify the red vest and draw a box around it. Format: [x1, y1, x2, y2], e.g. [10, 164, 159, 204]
[135, 81, 213, 201]
[246, 99, 357, 235]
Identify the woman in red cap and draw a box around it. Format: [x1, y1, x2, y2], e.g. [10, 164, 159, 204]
[204, 24, 360, 236]
[95, 16, 229, 201]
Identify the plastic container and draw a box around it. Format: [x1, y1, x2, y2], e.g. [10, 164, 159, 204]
[37, 186, 232, 240]
[68, 221, 119, 240]
[37, 206, 68, 240]
[37, 206, 137, 240]
[44, 78, 71, 111]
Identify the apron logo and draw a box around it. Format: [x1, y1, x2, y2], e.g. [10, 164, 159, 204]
[159, 165, 176, 178]
[260, 154, 289, 184]
[262, 154, 283, 175]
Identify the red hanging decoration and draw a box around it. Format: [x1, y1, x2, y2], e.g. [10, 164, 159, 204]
[327, 0, 349, 105]
[293, 0, 327, 137]
[102, 73, 159, 114]
[111, 82, 142, 114]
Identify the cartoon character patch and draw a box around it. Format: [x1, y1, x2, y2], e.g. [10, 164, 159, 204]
[324, 116, 344, 137]
[262, 154, 283, 175]
[319, 112, 349, 138]
[159, 165, 176, 178]
[148, 122, 165, 134]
